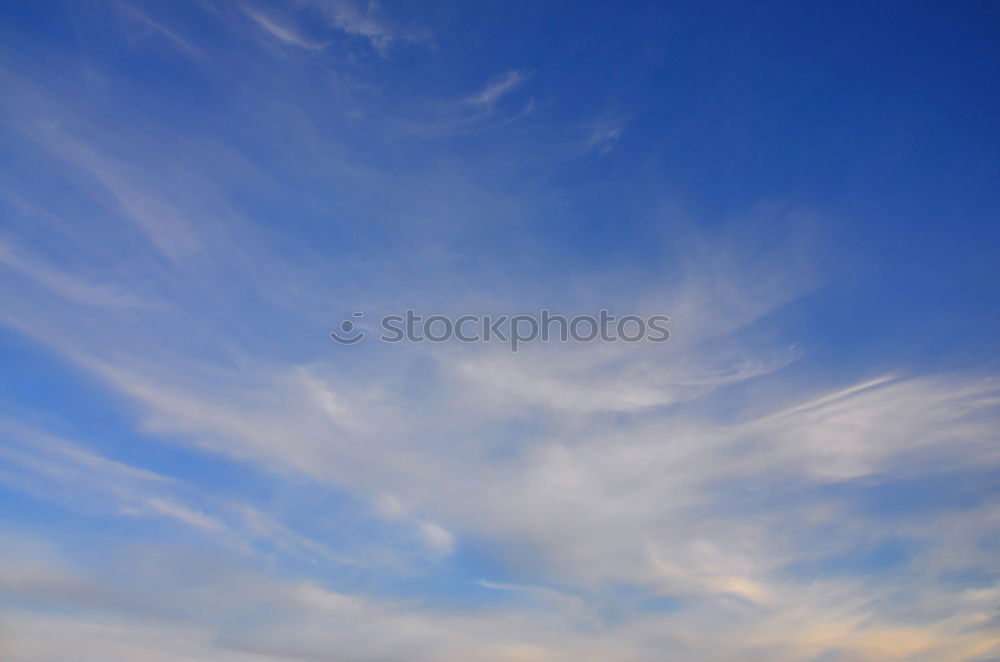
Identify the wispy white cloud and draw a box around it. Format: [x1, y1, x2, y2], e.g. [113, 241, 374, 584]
[242, 6, 329, 52]
[400, 69, 534, 135]
[464, 70, 529, 108]
[25, 125, 203, 260]
[144, 497, 227, 532]
[582, 114, 630, 154]
[415, 519, 455, 556]
[114, 3, 202, 57]
[309, 0, 419, 54]
[0, 419, 355, 565]
[0, 237, 151, 308]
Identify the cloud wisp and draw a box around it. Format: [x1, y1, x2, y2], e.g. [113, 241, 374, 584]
[243, 6, 330, 52]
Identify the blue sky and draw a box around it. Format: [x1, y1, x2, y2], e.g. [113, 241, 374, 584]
[1, 1, 999, 660]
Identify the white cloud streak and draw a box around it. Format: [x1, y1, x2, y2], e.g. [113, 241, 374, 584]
[243, 6, 329, 52]
[465, 70, 529, 107]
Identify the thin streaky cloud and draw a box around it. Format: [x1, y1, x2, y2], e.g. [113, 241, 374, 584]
[0, 237, 151, 308]
[145, 497, 227, 532]
[242, 6, 329, 52]
[115, 3, 202, 57]
[464, 70, 529, 107]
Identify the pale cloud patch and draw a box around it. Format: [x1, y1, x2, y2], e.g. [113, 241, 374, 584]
[583, 114, 630, 154]
[309, 0, 418, 54]
[416, 519, 455, 557]
[373, 495, 455, 557]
